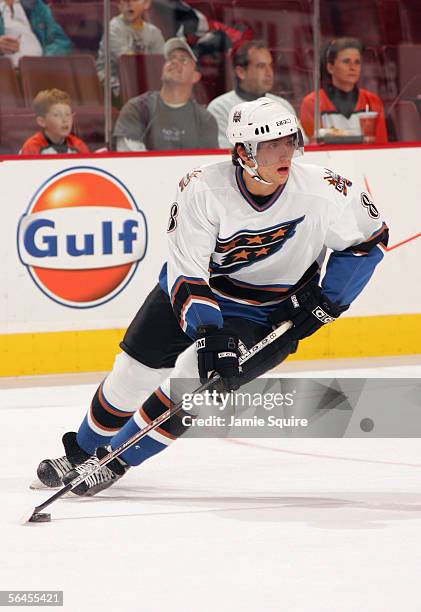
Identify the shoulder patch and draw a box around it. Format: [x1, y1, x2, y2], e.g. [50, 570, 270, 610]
[323, 168, 352, 197]
[178, 169, 202, 193]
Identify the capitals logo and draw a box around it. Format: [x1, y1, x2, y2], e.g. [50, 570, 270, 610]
[210, 217, 305, 274]
[17, 167, 148, 308]
[233, 110, 242, 123]
[323, 168, 352, 197]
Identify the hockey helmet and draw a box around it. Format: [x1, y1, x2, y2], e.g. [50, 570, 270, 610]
[226, 97, 304, 162]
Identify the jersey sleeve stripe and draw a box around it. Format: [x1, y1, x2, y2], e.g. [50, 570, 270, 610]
[180, 297, 222, 332]
[170, 276, 209, 306]
[343, 222, 389, 255]
[170, 275, 222, 337]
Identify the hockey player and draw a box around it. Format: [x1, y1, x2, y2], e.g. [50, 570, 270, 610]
[35, 97, 388, 496]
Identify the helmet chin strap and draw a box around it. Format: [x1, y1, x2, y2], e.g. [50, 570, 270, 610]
[238, 157, 273, 186]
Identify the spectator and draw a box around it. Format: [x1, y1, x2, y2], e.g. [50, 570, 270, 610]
[20, 88, 89, 155]
[151, 0, 209, 40]
[151, 0, 252, 61]
[207, 40, 306, 149]
[113, 36, 218, 151]
[300, 38, 388, 143]
[0, 0, 72, 67]
[97, 0, 165, 97]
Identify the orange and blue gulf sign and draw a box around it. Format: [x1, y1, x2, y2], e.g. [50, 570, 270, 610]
[17, 166, 148, 308]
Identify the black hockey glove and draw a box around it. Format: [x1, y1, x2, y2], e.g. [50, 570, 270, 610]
[196, 325, 241, 392]
[269, 281, 349, 341]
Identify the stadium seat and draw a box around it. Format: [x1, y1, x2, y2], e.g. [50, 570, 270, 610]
[400, 0, 421, 44]
[388, 100, 421, 141]
[0, 110, 36, 155]
[320, 0, 384, 46]
[51, 1, 119, 54]
[270, 48, 313, 108]
[19, 55, 103, 106]
[382, 45, 421, 101]
[195, 54, 226, 105]
[19, 56, 79, 105]
[118, 54, 165, 103]
[70, 55, 103, 105]
[377, 0, 403, 46]
[0, 57, 24, 109]
[221, 1, 312, 50]
[359, 47, 385, 96]
[395, 45, 421, 99]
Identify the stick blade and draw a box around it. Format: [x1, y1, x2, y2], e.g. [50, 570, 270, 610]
[19, 507, 51, 525]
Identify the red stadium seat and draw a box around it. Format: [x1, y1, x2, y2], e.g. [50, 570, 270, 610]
[388, 100, 421, 141]
[0, 110, 36, 155]
[19, 56, 79, 105]
[320, 0, 384, 46]
[382, 45, 421, 101]
[270, 48, 313, 108]
[0, 57, 24, 109]
[377, 0, 403, 46]
[195, 54, 226, 106]
[19, 55, 103, 106]
[70, 55, 103, 105]
[221, 1, 312, 50]
[359, 47, 386, 96]
[118, 54, 165, 103]
[51, 1, 119, 54]
[400, 0, 421, 44]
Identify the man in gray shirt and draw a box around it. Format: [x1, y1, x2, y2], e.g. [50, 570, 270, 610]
[207, 40, 307, 148]
[114, 37, 218, 151]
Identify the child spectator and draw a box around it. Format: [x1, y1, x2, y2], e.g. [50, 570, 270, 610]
[20, 89, 90, 155]
[0, 0, 72, 67]
[96, 0, 165, 97]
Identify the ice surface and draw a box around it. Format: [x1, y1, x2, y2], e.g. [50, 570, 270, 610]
[1, 363, 421, 611]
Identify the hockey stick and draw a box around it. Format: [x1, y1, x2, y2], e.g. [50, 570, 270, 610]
[21, 320, 292, 524]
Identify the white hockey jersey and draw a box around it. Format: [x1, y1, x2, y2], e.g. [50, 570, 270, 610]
[159, 159, 388, 338]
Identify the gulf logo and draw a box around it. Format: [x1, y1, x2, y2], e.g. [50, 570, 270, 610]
[17, 166, 148, 308]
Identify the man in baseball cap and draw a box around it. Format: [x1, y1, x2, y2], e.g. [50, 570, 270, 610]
[113, 36, 218, 151]
[163, 36, 198, 63]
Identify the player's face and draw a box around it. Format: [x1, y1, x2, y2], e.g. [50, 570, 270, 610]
[162, 49, 199, 87]
[237, 47, 274, 96]
[37, 103, 73, 143]
[119, 0, 149, 24]
[327, 48, 361, 90]
[256, 134, 296, 176]
[252, 135, 296, 185]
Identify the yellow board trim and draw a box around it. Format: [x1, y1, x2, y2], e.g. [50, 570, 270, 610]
[1, 314, 420, 377]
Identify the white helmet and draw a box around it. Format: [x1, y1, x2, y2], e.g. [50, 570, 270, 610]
[226, 97, 304, 184]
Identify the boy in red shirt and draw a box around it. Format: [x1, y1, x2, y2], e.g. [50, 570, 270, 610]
[20, 89, 89, 155]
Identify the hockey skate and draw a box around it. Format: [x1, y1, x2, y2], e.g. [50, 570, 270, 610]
[33, 431, 91, 490]
[61, 446, 129, 497]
